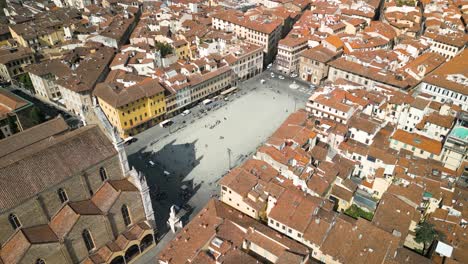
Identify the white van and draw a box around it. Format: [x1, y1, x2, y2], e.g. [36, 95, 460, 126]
[202, 99, 212, 105]
[160, 119, 173, 128]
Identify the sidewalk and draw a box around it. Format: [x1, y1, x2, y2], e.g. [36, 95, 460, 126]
[133, 230, 180, 264]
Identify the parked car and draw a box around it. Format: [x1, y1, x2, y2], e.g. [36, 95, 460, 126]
[160, 119, 173, 128]
[290, 73, 298, 78]
[181, 109, 191, 116]
[270, 72, 275, 78]
[278, 75, 285, 80]
[260, 79, 266, 84]
[202, 99, 212, 105]
[124, 136, 138, 145]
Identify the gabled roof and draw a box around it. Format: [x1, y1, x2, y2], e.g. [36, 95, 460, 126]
[268, 188, 322, 232]
[372, 193, 420, 244]
[0, 88, 31, 118]
[0, 225, 59, 264]
[92, 179, 138, 213]
[0, 116, 68, 159]
[300, 45, 338, 63]
[50, 201, 103, 239]
[391, 129, 442, 155]
[422, 49, 468, 95]
[159, 199, 308, 263]
[0, 125, 116, 213]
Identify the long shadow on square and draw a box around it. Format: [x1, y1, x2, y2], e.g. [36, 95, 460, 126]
[128, 139, 203, 238]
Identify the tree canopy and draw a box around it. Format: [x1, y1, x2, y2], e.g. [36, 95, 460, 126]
[415, 221, 444, 255]
[18, 74, 33, 92]
[155, 42, 174, 58]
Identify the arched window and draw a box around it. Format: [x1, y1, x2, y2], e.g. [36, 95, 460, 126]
[57, 188, 68, 203]
[121, 204, 131, 226]
[99, 167, 108, 182]
[82, 229, 95, 251]
[35, 259, 46, 264]
[8, 214, 21, 230]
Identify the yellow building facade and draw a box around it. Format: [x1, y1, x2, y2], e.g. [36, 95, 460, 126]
[173, 39, 192, 60]
[94, 80, 167, 137]
[9, 25, 68, 49]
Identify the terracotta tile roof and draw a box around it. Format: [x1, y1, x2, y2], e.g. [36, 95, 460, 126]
[22, 224, 59, 244]
[187, 65, 231, 86]
[313, 93, 353, 113]
[368, 146, 398, 164]
[268, 188, 322, 232]
[391, 247, 432, 264]
[323, 35, 344, 49]
[0, 47, 33, 64]
[216, 248, 258, 264]
[159, 199, 308, 263]
[332, 155, 356, 180]
[257, 145, 289, 164]
[391, 129, 443, 155]
[339, 138, 369, 157]
[331, 185, 354, 202]
[279, 37, 308, 48]
[410, 97, 430, 110]
[320, 217, 399, 264]
[94, 78, 165, 108]
[309, 144, 328, 161]
[110, 179, 139, 191]
[219, 167, 258, 197]
[244, 230, 287, 254]
[0, 230, 31, 263]
[0, 116, 68, 159]
[300, 45, 339, 63]
[402, 52, 445, 77]
[0, 88, 29, 117]
[372, 193, 420, 244]
[123, 221, 151, 241]
[50, 204, 80, 239]
[0, 224, 59, 264]
[26, 59, 72, 77]
[159, 200, 222, 263]
[348, 114, 381, 134]
[303, 211, 336, 246]
[0, 126, 116, 212]
[418, 112, 455, 129]
[424, 31, 467, 48]
[89, 247, 111, 263]
[328, 57, 410, 89]
[422, 49, 468, 95]
[109, 52, 131, 68]
[91, 182, 121, 213]
[241, 159, 280, 183]
[211, 9, 283, 34]
[56, 47, 115, 93]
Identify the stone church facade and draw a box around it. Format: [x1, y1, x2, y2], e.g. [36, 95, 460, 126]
[0, 117, 156, 264]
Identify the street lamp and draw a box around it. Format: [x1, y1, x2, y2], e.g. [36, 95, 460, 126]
[227, 148, 232, 170]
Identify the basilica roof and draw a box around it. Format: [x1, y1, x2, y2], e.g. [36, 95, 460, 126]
[0, 125, 117, 212]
